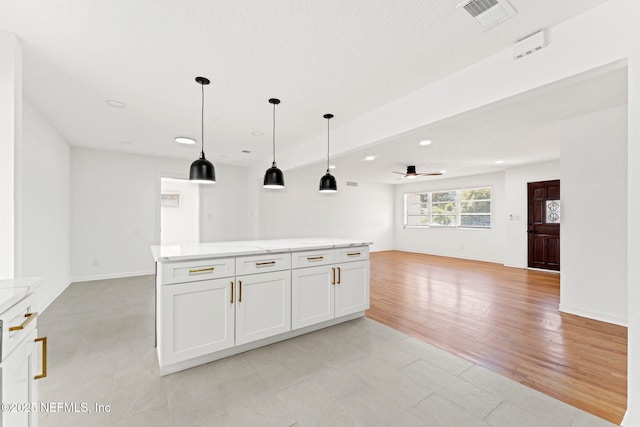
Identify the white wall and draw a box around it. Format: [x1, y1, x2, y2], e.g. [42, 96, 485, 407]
[17, 101, 71, 311]
[560, 105, 628, 326]
[0, 31, 21, 279]
[258, 173, 394, 252]
[503, 161, 560, 268]
[160, 178, 199, 246]
[394, 172, 505, 263]
[71, 148, 250, 281]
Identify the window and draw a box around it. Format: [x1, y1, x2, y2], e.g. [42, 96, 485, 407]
[404, 187, 491, 228]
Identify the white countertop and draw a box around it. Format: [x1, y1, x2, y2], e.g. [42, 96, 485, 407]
[0, 277, 41, 314]
[151, 238, 372, 262]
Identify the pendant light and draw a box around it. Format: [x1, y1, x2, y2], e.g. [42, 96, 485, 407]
[319, 113, 337, 193]
[263, 98, 285, 189]
[189, 76, 216, 184]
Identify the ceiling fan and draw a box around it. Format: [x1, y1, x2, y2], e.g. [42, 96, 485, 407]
[393, 165, 443, 179]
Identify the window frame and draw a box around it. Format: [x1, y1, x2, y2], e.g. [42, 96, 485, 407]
[403, 186, 492, 229]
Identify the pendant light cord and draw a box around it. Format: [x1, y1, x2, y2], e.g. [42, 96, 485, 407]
[272, 102, 276, 166]
[326, 117, 331, 173]
[200, 82, 205, 157]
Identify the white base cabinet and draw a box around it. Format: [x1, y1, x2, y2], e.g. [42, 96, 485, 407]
[235, 270, 291, 345]
[155, 242, 370, 375]
[159, 278, 235, 366]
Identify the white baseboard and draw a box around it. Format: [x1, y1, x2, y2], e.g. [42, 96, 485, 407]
[559, 304, 628, 327]
[621, 409, 640, 426]
[71, 270, 155, 283]
[395, 249, 503, 265]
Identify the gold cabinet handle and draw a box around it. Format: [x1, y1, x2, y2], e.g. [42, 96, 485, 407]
[230, 281, 234, 304]
[35, 336, 47, 380]
[331, 267, 336, 285]
[256, 261, 276, 266]
[337, 267, 341, 284]
[307, 256, 324, 261]
[347, 252, 361, 257]
[9, 312, 38, 332]
[238, 281, 242, 302]
[189, 267, 214, 274]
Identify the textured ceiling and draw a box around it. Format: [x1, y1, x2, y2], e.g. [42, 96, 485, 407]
[2, 0, 612, 170]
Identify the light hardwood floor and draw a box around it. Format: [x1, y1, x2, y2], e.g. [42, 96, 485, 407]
[366, 251, 627, 424]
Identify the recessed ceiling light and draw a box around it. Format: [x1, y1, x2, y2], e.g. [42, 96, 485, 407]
[329, 165, 336, 169]
[495, 159, 505, 164]
[105, 99, 126, 108]
[175, 137, 196, 145]
[251, 131, 264, 136]
[364, 156, 376, 161]
[242, 150, 251, 154]
[440, 170, 447, 174]
[419, 140, 432, 146]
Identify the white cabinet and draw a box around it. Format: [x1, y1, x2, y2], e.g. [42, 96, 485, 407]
[1, 330, 38, 427]
[334, 260, 369, 317]
[291, 265, 335, 329]
[235, 270, 291, 345]
[291, 247, 369, 330]
[160, 278, 235, 366]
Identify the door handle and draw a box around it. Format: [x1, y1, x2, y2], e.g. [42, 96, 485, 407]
[337, 267, 341, 284]
[331, 267, 336, 285]
[34, 337, 47, 380]
[230, 281, 234, 304]
[238, 281, 242, 302]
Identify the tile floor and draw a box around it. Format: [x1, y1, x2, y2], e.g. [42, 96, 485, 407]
[36, 275, 616, 427]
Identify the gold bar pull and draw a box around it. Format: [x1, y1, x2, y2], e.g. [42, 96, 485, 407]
[331, 268, 336, 285]
[189, 267, 214, 274]
[9, 312, 38, 332]
[346, 252, 361, 257]
[230, 282, 234, 304]
[256, 261, 276, 266]
[307, 256, 324, 261]
[34, 336, 47, 380]
[238, 281, 242, 302]
[337, 267, 341, 284]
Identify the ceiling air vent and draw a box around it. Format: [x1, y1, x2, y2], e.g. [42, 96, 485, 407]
[346, 181, 359, 187]
[457, 0, 516, 28]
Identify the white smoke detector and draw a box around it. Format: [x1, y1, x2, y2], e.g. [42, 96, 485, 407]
[457, 0, 517, 29]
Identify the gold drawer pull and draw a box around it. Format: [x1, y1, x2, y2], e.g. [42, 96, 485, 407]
[9, 312, 38, 332]
[256, 261, 276, 266]
[230, 282, 234, 304]
[35, 336, 47, 380]
[347, 252, 361, 256]
[337, 267, 341, 284]
[189, 267, 214, 274]
[331, 267, 336, 285]
[307, 256, 324, 261]
[239, 281, 243, 302]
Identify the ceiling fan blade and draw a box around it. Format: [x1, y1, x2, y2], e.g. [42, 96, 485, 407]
[392, 171, 406, 175]
[417, 172, 443, 176]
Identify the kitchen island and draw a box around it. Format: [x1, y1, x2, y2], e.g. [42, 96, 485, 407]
[151, 238, 371, 375]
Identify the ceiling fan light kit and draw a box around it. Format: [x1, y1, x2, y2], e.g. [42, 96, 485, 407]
[189, 76, 216, 184]
[319, 113, 338, 193]
[263, 98, 285, 189]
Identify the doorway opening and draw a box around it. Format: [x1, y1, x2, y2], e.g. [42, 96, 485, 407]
[160, 178, 200, 246]
[527, 179, 560, 271]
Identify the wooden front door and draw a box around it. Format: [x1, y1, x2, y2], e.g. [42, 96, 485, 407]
[527, 180, 560, 271]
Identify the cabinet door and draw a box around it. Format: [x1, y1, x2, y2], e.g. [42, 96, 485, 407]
[160, 278, 235, 366]
[335, 260, 370, 317]
[291, 265, 334, 330]
[235, 270, 291, 345]
[1, 330, 37, 427]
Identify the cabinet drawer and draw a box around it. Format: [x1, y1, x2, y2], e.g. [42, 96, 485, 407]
[291, 249, 334, 269]
[335, 246, 369, 263]
[1, 292, 37, 361]
[161, 258, 235, 285]
[236, 253, 291, 275]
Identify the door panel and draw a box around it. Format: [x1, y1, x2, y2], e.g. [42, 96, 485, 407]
[335, 261, 369, 317]
[528, 180, 560, 271]
[291, 265, 334, 330]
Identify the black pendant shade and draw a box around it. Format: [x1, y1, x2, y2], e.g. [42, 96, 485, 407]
[190, 154, 216, 183]
[263, 98, 285, 189]
[319, 113, 337, 193]
[189, 76, 216, 184]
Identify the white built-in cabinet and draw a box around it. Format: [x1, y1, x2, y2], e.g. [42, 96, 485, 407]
[156, 244, 369, 375]
[291, 247, 369, 330]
